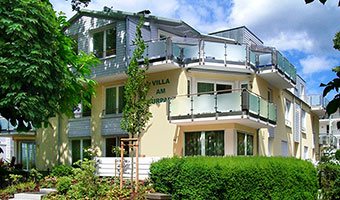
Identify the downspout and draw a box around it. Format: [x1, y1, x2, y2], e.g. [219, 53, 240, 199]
[57, 115, 61, 165]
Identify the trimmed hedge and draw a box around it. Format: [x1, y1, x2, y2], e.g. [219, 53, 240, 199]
[150, 157, 318, 200]
[318, 163, 340, 199]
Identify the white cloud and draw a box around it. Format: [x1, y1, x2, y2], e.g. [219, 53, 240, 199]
[266, 32, 314, 52]
[300, 55, 337, 75]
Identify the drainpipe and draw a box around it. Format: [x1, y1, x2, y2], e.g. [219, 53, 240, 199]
[57, 115, 61, 165]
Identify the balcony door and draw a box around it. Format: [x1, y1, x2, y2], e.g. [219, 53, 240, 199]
[197, 82, 232, 94]
[20, 141, 36, 170]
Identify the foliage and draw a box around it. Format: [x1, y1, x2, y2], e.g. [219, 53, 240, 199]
[50, 165, 74, 178]
[0, 0, 99, 131]
[56, 176, 72, 195]
[150, 157, 318, 200]
[69, 0, 91, 11]
[29, 168, 43, 183]
[0, 181, 36, 199]
[121, 16, 152, 138]
[335, 149, 340, 161]
[318, 163, 340, 200]
[320, 31, 340, 115]
[305, 0, 340, 6]
[46, 160, 154, 199]
[67, 159, 100, 199]
[40, 175, 57, 189]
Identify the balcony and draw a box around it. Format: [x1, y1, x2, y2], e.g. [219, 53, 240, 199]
[305, 94, 328, 117]
[168, 89, 276, 128]
[250, 47, 297, 89]
[128, 37, 252, 74]
[68, 117, 91, 138]
[0, 117, 35, 137]
[101, 114, 127, 136]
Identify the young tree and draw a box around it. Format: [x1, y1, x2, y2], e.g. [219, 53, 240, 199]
[0, 0, 99, 131]
[121, 16, 152, 141]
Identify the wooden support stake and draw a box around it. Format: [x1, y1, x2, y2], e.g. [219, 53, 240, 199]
[135, 139, 139, 192]
[120, 141, 124, 190]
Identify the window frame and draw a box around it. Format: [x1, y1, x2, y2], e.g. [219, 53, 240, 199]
[70, 138, 91, 164]
[104, 85, 125, 115]
[285, 98, 292, 127]
[90, 25, 116, 59]
[237, 132, 254, 156]
[301, 109, 307, 132]
[184, 130, 225, 156]
[195, 79, 234, 94]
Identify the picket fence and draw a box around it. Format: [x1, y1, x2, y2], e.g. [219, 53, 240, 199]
[95, 157, 161, 180]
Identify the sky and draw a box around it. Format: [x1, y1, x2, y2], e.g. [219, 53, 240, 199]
[50, 0, 340, 97]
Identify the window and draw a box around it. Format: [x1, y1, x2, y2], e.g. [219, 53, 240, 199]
[105, 137, 129, 157]
[93, 27, 116, 58]
[301, 110, 306, 131]
[303, 146, 309, 160]
[71, 139, 91, 164]
[184, 131, 224, 156]
[241, 83, 248, 90]
[285, 99, 292, 126]
[105, 86, 125, 115]
[237, 132, 253, 156]
[74, 95, 91, 118]
[268, 138, 273, 156]
[197, 82, 232, 94]
[281, 140, 288, 157]
[19, 141, 36, 170]
[267, 88, 273, 102]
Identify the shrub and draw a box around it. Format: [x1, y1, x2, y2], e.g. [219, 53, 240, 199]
[318, 163, 340, 200]
[0, 181, 36, 199]
[150, 157, 318, 200]
[56, 176, 72, 195]
[51, 165, 73, 178]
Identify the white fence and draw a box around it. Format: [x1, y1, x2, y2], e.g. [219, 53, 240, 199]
[95, 157, 161, 180]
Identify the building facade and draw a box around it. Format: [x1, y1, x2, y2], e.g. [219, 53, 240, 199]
[13, 9, 323, 170]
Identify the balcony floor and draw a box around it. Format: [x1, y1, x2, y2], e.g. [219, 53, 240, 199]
[169, 112, 275, 128]
[257, 67, 295, 89]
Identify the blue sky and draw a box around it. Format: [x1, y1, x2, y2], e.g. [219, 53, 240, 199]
[50, 0, 340, 98]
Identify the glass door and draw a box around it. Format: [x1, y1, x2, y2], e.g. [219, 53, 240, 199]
[20, 141, 36, 170]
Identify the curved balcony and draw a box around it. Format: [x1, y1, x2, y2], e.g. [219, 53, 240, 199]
[168, 89, 276, 128]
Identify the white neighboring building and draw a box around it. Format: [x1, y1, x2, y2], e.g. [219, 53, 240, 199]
[0, 137, 13, 161]
[319, 110, 340, 149]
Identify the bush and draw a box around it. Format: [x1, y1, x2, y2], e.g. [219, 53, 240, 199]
[51, 165, 73, 178]
[318, 163, 340, 200]
[56, 176, 72, 195]
[150, 157, 318, 200]
[0, 181, 36, 199]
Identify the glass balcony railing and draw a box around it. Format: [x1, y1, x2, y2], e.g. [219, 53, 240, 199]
[305, 94, 329, 108]
[128, 37, 249, 66]
[168, 89, 277, 125]
[0, 117, 35, 135]
[252, 50, 297, 83]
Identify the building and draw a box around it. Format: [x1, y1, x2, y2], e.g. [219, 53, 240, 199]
[5, 9, 323, 170]
[319, 109, 340, 150]
[0, 117, 35, 170]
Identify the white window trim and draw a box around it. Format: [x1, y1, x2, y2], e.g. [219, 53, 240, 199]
[183, 130, 225, 156]
[70, 138, 91, 163]
[89, 24, 116, 59]
[194, 79, 234, 94]
[237, 131, 254, 156]
[301, 109, 307, 132]
[103, 85, 124, 116]
[285, 98, 292, 127]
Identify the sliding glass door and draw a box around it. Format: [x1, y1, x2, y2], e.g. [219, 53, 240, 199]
[20, 141, 36, 170]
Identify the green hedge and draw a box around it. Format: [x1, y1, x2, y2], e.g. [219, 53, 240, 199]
[318, 163, 340, 199]
[150, 157, 318, 200]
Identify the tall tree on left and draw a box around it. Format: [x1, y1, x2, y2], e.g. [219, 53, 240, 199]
[0, 0, 99, 131]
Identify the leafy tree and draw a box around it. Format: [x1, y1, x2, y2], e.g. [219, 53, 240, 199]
[0, 0, 99, 131]
[68, 0, 91, 11]
[321, 32, 340, 115]
[305, 0, 340, 6]
[121, 16, 152, 140]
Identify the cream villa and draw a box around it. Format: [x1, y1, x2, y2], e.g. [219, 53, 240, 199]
[1, 9, 326, 170]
